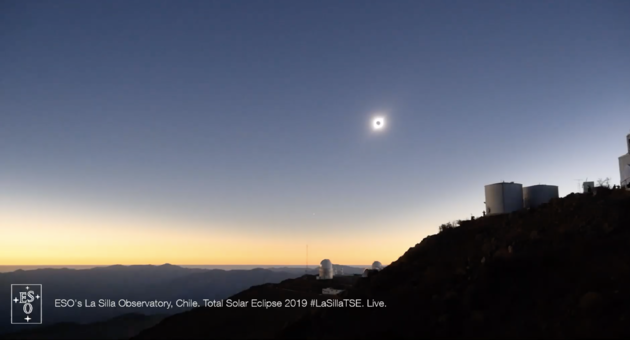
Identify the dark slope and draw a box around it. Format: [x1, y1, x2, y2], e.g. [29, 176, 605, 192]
[134, 275, 358, 339]
[1, 313, 166, 340]
[279, 188, 630, 339]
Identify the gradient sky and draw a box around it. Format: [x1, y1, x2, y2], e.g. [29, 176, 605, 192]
[2, 0, 629, 266]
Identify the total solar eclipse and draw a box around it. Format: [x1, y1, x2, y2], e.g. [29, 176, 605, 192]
[372, 117, 385, 130]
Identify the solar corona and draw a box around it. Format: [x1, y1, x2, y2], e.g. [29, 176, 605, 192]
[372, 117, 385, 131]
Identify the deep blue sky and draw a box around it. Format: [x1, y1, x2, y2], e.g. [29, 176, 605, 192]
[1, 0, 629, 265]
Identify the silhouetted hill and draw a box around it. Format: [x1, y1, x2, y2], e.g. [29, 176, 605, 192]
[279, 188, 630, 338]
[0, 265, 302, 336]
[134, 188, 630, 339]
[0, 313, 165, 340]
[133, 275, 359, 339]
[12, 189, 630, 339]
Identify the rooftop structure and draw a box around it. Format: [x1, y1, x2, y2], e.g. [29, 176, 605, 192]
[583, 181, 595, 193]
[322, 288, 344, 295]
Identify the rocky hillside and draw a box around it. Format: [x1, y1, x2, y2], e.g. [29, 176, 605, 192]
[280, 188, 630, 339]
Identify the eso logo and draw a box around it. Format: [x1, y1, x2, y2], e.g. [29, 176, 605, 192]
[11, 284, 42, 324]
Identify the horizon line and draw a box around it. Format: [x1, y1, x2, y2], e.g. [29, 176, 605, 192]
[0, 264, 373, 267]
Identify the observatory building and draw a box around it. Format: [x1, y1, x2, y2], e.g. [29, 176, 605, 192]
[363, 261, 384, 278]
[523, 185, 559, 209]
[619, 133, 630, 189]
[484, 182, 524, 215]
[583, 181, 595, 193]
[317, 259, 333, 280]
[322, 288, 344, 295]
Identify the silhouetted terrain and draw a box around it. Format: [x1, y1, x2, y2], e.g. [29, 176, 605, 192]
[134, 188, 630, 339]
[134, 275, 359, 339]
[267, 265, 366, 276]
[9, 189, 630, 339]
[280, 188, 630, 339]
[0, 313, 166, 340]
[0, 265, 305, 336]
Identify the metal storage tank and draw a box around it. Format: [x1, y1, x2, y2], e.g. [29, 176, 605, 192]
[523, 185, 559, 208]
[619, 133, 630, 189]
[484, 182, 523, 215]
[620, 156, 630, 188]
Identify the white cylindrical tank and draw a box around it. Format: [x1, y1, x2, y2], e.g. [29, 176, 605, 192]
[619, 133, 630, 188]
[484, 182, 523, 215]
[620, 157, 630, 188]
[523, 185, 559, 208]
[318, 259, 333, 279]
[372, 261, 383, 270]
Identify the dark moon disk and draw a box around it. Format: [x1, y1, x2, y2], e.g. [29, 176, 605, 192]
[372, 117, 385, 130]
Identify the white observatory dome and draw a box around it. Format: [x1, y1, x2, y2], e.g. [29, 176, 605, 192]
[318, 259, 333, 280]
[320, 259, 333, 269]
[372, 261, 383, 270]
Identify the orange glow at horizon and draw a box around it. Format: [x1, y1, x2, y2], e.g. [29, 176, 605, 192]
[0, 202, 429, 266]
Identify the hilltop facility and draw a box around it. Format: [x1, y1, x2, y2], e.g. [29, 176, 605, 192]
[317, 259, 333, 280]
[485, 182, 559, 216]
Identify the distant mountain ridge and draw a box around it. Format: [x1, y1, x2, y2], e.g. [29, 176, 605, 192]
[0, 264, 308, 336]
